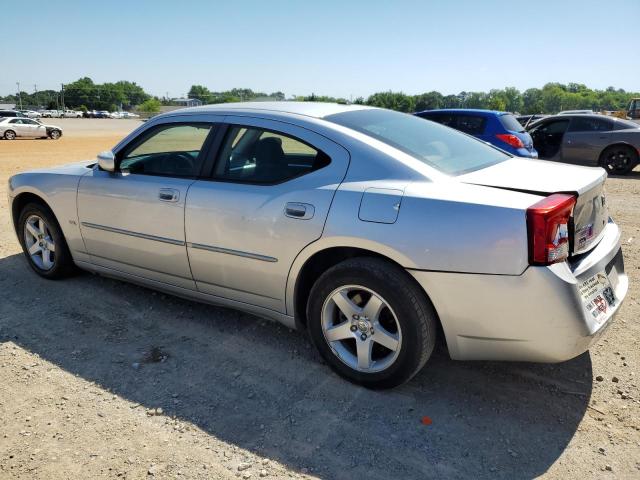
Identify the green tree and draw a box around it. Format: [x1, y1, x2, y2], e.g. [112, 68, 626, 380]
[414, 91, 443, 111]
[188, 85, 213, 102]
[138, 98, 161, 114]
[366, 91, 415, 112]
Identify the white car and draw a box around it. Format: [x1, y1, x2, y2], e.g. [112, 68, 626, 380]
[41, 110, 62, 118]
[62, 110, 83, 118]
[110, 111, 124, 119]
[20, 110, 42, 118]
[120, 112, 140, 119]
[0, 117, 62, 140]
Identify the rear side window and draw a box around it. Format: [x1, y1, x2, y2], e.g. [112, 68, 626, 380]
[214, 126, 330, 184]
[568, 117, 613, 132]
[455, 115, 486, 135]
[498, 114, 525, 132]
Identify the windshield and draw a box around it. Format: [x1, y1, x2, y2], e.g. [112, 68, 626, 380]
[324, 109, 509, 175]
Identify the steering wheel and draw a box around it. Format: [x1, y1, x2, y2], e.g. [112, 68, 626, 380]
[165, 151, 196, 173]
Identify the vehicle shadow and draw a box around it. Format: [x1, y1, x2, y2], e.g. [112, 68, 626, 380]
[0, 253, 592, 480]
[609, 169, 640, 181]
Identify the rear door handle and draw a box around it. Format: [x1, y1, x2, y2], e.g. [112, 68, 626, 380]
[285, 202, 314, 220]
[159, 188, 179, 202]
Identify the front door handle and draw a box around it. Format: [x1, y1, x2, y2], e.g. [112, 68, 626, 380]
[159, 188, 179, 202]
[285, 202, 314, 220]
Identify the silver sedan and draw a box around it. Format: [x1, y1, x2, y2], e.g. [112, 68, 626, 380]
[7, 102, 628, 388]
[0, 117, 62, 140]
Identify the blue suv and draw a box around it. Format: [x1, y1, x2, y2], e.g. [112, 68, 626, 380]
[415, 109, 538, 158]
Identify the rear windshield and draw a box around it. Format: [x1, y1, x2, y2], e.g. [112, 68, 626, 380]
[325, 109, 509, 175]
[498, 114, 525, 132]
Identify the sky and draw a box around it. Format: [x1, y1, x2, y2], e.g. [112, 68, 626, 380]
[3, 0, 639, 99]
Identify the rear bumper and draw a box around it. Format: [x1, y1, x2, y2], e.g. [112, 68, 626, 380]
[516, 147, 538, 158]
[409, 220, 627, 362]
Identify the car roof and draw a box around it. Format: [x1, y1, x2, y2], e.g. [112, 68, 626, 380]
[175, 101, 373, 119]
[416, 108, 509, 117]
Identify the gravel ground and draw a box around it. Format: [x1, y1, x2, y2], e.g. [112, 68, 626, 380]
[0, 121, 639, 479]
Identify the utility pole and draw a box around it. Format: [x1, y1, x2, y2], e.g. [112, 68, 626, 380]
[61, 83, 65, 112]
[16, 82, 22, 110]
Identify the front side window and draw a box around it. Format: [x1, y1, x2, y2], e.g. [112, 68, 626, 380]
[327, 109, 508, 175]
[214, 126, 330, 183]
[119, 123, 213, 177]
[568, 117, 613, 132]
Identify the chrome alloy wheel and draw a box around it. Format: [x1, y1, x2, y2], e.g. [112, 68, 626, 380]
[321, 285, 402, 373]
[24, 215, 56, 270]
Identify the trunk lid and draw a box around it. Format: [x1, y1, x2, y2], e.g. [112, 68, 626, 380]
[459, 158, 608, 255]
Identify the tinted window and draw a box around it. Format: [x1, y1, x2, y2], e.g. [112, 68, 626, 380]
[326, 109, 508, 175]
[534, 119, 570, 134]
[498, 114, 525, 132]
[568, 117, 613, 132]
[214, 126, 330, 183]
[119, 123, 213, 177]
[9, 119, 22, 124]
[455, 115, 486, 135]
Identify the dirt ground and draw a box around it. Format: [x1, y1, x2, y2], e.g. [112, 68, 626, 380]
[0, 120, 639, 480]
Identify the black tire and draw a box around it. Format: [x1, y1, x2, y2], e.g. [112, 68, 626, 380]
[599, 145, 638, 175]
[48, 129, 62, 140]
[4, 130, 16, 140]
[307, 257, 437, 389]
[17, 202, 76, 279]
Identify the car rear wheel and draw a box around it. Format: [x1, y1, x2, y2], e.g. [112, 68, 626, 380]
[599, 145, 637, 175]
[307, 257, 437, 388]
[4, 130, 16, 140]
[49, 129, 61, 140]
[18, 203, 76, 279]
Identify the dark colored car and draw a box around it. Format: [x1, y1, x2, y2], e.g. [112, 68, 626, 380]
[0, 110, 26, 118]
[415, 109, 538, 158]
[527, 114, 640, 175]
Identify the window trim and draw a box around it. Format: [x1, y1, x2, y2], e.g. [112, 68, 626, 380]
[112, 121, 218, 179]
[203, 123, 332, 186]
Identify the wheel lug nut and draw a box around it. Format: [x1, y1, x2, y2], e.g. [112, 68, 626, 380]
[352, 315, 359, 320]
[370, 329, 374, 335]
[350, 325, 357, 332]
[360, 334, 367, 341]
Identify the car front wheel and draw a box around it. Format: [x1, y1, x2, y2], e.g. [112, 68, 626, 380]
[18, 202, 76, 279]
[48, 129, 61, 140]
[307, 257, 437, 388]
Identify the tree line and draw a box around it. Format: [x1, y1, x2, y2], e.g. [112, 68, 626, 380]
[2, 78, 638, 114]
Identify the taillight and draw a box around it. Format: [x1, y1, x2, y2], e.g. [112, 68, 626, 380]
[526, 194, 576, 265]
[496, 133, 525, 149]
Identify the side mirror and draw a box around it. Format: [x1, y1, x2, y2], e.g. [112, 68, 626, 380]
[97, 150, 115, 172]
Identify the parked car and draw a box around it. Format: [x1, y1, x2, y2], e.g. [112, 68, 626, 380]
[18, 109, 42, 118]
[0, 117, 62, 140]
[120, 111, 140, 119]
[83, 110, 97, 118]
[40, 110, 61, 118]
[415, 109, 538, 158]
[527, 114, 640, 174]
[95, 110, 111, 118]
[62, 110, 83, 118]
[110, 111, 124, 119]
[7, 102, 627, 388]
[0, 110, 26, 118]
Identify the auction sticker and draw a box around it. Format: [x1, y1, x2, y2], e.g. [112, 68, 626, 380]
[579, 271, 617, 325]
